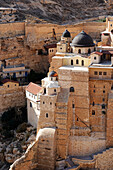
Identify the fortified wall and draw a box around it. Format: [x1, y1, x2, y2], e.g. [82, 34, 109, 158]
[0, 20, 106, 73]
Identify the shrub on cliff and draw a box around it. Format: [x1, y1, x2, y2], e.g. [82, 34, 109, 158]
[16, 122, 27, 133]
[1, 106, 27, 131]
[28, 69, 47, 83]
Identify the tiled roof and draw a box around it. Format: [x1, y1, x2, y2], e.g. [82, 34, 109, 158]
[44, 43, 57, 49]
[92, 51, 103, 56]
[26, 82, 42, 95]
[1, 79, 19, 84]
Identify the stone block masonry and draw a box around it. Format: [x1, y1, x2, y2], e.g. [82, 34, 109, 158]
[0, 86, 26, 114]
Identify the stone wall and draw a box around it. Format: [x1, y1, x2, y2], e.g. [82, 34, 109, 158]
[10, 127, 56, 170]
[0, 86, 26, 113]
[68, 136, 106, 156]
[0, 22, 25, 38]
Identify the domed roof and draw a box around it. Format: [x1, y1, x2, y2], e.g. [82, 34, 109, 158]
[71, 31, 95, 47]
[62, 29, 71, 38]
[49, 71, 58, 77]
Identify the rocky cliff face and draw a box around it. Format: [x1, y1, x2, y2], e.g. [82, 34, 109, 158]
[0, 0, 112, 24]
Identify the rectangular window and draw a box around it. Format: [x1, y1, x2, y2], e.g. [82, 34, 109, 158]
[99, 72, 102, 75]
[72, 104, 75, 108]
[30, 102, 32, 107]
[94, 71, 97, 75]
[103, 72, 107, 75]
[92, 110, 95, 115]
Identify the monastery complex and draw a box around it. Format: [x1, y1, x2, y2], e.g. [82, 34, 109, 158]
[10, 17, 113, 170]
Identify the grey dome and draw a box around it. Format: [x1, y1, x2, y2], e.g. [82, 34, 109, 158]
[71, 31, 95, 47]
[62, 29, 71, 38]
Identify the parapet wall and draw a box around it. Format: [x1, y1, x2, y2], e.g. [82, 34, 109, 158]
[25, 21, 106, 41]
[0, 22, 25, 38]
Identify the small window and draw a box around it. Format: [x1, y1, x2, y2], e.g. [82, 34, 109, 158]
[70, 87, 74, 92]
[111, 85, 113, 90]
[15, 84, 16, 86]
[92, 102, 95, 106]
[88, 49, 91, 54]
[94, 85, 95, 88]
[44, 88, 46, 94]
[51, 77, 53, 81]
[50, 50, 51, 52]
[54, 89, 56, 92]
[71, 60, 73, 65]
[46, 113, 48, 118]
[82, 60, 84, 66]
[103, 85, 105, 88]
[94, 57, 96, 60]
[60, 48, 62, 50]
[55, 103, 56, 106]
[103, 90, 105, 93]
[103, 72, 107, 75]
[92, 110, 95, 115]
[50, 102, 52, 105]
[78, 49, 81, 54]
[94, 71, 97, 75]
[102, 111, 106, 114]
[111, 24, 112, 27]
[72, 104, 75, 108]
[19, 71, 22, 75]
[30, 102, 32, 107]
[93, 90, 95, 93]
[103, 98, 105, 102]
[102, 104, 105, 109]
[43, 101, 45, 104]
[7, 73, 9, 76]
[76, 59, 79, 64]
[52, 49, 54, 52]
[7, 85, 9, 88]
[99, 72, 102, 75]
[77, 118, 79, 121]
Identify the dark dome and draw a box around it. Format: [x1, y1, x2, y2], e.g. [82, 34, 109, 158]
[62, 29, 71, 38]
[49, 71, 58, 77]
[71, 31, 95, 47]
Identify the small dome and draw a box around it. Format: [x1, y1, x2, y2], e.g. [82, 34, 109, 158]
[49, 71, 58, 77]
[71, 31, 95, 47]
[62, 29, 71, 38]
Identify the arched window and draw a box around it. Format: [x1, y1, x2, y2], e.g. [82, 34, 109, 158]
[92, 102, 95, 106]
[82, 60, 84, 66]
[78, 49, 81, 54]
[30, 102, 32, 108]
[111, 85, 113, 90]
[76, 59, 79, 64]
[70, 87, 74, 92]
[44, 88, 46, 94]
[71, 60, 73, 65]
[46, 113, 48, 118]
[88, 49, 91, 54]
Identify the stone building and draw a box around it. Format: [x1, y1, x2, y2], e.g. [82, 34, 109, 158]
[26, 82, 42, 128]
[15, 17, 113, 170]
[0, 63, 30, 84]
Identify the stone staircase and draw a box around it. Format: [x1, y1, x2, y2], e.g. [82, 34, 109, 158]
[56, 147, 113, 170]
[55, 88, 69, 158]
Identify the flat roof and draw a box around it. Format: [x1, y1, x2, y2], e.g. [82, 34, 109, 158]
[59, 66, 88, 72]
[3, 69, 30, 73]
